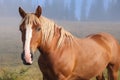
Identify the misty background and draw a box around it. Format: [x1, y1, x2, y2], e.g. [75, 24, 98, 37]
[0, 0, 120, 21]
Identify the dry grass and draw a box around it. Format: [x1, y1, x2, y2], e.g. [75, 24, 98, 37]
[0, 17, 120, 80]
[0, 63, 42, 80]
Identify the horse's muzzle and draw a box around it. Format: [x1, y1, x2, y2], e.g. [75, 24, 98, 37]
[21, 51, 33, 65]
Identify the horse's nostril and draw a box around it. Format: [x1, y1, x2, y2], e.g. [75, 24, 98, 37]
[24, 62, 32, 65]
[21, 51, 25, 61]
[31, 53, 33, 60]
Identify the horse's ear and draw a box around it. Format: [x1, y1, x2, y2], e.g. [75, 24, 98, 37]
[19, 7, 26, 18]
[35, 5, 42, 18]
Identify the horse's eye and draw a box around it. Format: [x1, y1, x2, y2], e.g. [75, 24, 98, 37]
[36, 27, 41, 31]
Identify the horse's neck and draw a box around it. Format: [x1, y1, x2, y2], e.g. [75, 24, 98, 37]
[39, 17, 78, 55]
[39, 27, 77, 56]
[39, 24, 61, 53]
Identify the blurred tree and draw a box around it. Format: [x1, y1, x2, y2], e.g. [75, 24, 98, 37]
[108, 0, 120, 21]
[88, 0, 105, 21]
[69, 0, 76, 20]
[80, 0, 87, 21]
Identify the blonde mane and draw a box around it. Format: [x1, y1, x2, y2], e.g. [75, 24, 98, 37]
[57, 27, 73, 47]
[20, 14, 73, 48]
[39, 16, 55, 44]
[39, 16, 73, 48]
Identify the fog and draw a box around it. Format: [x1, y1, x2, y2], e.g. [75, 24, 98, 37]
[0, 0, 120, 21]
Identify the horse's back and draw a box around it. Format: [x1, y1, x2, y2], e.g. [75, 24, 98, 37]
[88, 32, 120, 65]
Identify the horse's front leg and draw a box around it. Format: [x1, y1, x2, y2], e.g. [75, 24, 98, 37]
[43, 75, 49, 80]
[96, 73, 105, 80]
[65, 74, 90, 80]
[43, 76, 47, 80]
[107, 64, 119, 80]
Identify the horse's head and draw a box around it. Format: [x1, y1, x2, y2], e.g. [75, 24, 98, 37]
[19, 6, 42, 65]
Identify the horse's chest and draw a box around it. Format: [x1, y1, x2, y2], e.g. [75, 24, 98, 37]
[38, 53, 75, 79]
[38, 56, 58, 79]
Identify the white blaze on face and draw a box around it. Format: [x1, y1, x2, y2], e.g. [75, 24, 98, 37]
[24, 24, 33, 64]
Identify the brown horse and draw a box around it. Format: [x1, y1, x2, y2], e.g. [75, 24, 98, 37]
[18, 6, 120, 80]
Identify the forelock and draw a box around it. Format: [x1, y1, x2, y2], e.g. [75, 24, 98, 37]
[20, 14, 40, 26]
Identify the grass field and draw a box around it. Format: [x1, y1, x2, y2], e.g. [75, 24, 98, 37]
[0, 17, 120, 80]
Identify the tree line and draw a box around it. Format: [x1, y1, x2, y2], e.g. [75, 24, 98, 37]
[0, 0, 120, 21]
[42, 0, 120, 21]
